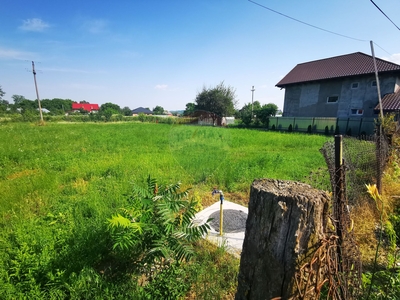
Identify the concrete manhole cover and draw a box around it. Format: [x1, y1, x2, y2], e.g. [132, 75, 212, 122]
[209, 209, 247, 233]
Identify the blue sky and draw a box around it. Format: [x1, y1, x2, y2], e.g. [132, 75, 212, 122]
[1, 0, 399, 111]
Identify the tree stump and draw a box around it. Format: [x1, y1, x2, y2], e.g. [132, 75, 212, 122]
[235, 179, 329, 300]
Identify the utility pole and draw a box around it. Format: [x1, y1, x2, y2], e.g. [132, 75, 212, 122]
[32, 61, 44, 123]
[370, 41, 383, 119]
[251, 86, 255, 119]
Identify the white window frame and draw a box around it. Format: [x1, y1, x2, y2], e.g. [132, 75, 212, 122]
[350, 109, 364, 116]
[327, 95, 339, 103]
[351, 82, 359, 89]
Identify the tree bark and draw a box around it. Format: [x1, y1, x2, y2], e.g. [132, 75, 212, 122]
[235, 179, 329, 300]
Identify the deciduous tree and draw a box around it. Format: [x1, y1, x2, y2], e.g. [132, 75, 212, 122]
[0, 85, 5, 101]
[40, 98, 73, 114]
[257, 103, 278, 126]
[183, 102, 195, 116]
[194, 81, 237, 124]
[12, 94, 26, 105]
[153, 105, 164, 115]
[100, 102, 121, 114]
[238, 101, 261, 125]
[121, 106, 132, 116]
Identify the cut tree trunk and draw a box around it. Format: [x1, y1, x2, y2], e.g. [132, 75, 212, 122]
[235, 179, 329, 300]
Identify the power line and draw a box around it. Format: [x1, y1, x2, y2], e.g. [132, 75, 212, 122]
[248, 0, 366, 42]
[372, 42, 393, 57]
[370, 0, 400, 31]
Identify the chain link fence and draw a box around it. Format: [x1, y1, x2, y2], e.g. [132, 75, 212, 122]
[320, 130, 389, 204]
[299, 127, 391, 299]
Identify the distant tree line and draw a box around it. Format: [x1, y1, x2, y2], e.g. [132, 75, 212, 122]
[0, 86, 134, 117]
[1, 83, 278, 125]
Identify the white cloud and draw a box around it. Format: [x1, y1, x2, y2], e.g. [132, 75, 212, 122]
[0, 47, 35, 60]
[387, 53, 400, 65]
[155, 84, 168, 90]
[82, 19, 108, 34]
[19, 18, 50, 32]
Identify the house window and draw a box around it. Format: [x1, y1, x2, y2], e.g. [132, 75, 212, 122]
[351, 109, 363, 116]
[351, 82, 359, 89]
[371, 81, 377, 87]
[327, 96, 339, 103]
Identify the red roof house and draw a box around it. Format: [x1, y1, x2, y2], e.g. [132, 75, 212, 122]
[72, 103, 100, 113]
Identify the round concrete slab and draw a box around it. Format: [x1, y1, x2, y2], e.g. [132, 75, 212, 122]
[194, 200, 249, 254]
[209, 209, 247, 233]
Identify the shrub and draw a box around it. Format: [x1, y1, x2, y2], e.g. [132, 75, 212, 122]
[107, 176, 210, 264]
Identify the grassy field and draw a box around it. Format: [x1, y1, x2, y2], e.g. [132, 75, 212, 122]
[0, 122, 330, 298]
[0, 122, 329, 212]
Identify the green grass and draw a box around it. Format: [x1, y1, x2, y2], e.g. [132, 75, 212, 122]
[0, 123, 329, 213]
[0, 122, 330, 298]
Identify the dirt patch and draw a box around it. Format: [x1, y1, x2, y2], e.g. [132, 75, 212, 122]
[200, 191, 249, 208]
[7, 169, 39, 180]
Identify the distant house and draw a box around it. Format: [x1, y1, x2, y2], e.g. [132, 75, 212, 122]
[131, 107, 153, 116]
[163, 110, 173, 116]
[276, 52, 400, 118]
[72, 103, 100, 113]
[37, 108, 50, 113]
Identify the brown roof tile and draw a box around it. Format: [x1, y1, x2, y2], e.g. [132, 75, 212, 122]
[375, 90, 400, 112]
[276, 52, 400, 87]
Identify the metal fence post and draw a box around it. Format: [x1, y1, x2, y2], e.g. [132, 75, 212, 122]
[334, 135, 344, 243]
[377, 123, 382, 194]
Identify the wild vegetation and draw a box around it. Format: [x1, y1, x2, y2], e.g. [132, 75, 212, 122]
[0, 122, 329, 298]
[2, 120, 400, 298]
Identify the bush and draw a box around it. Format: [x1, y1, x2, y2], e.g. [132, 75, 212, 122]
[107, 176, 210, 264]
[307, 125, 312, 134]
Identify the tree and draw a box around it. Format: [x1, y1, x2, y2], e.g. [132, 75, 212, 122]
[121, 106, 132, 116]
[102, 108, 114, 121]
[0, 85, 5, 101]
[12, 95, 26, 105]
[183, 102, 195, 116]
[100, 102, 121, 114]
[0, 87, 8, 114]
[238, 101, 261, 126]
[194, 81, 237, 124]
[257, 103, 278, 126]
[18, 99, 36, 111]
[153, 105, 164, 115]
[40, 98, 73, 115]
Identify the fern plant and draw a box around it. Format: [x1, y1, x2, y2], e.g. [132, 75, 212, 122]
[107, 176, 210, 264]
